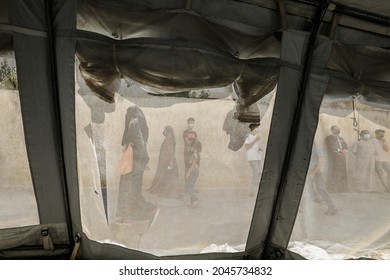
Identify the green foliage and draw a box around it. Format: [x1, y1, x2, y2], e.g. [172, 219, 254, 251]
[0, 58, 18, 90]
[198, 89, 210, 99]
[151, 89, 211, 99]
[189, 89, 210, 99]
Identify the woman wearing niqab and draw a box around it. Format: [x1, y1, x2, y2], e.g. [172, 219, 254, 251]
[148, 126, 183, 199]
[116, 106, 158, 224]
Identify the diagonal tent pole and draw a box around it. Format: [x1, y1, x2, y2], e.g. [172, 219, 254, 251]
[262, 0, 332, 259]
[44, 0, 74, 252]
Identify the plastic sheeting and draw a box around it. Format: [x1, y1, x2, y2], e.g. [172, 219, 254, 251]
[0, 0, 389, 260]
[0, 49, 39, 230]
[76, 0, 280, 121]
[291, 100, 390, 259]
[326, 44, 390, 112]
[76, 57, 276, 255]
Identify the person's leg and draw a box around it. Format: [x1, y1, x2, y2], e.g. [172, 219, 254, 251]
[306, 172, 321, 201]
[116, 174, 131, 222]
[381, 161, 390, 191]
[375, 161, 387, 190]
[185, 169, 199, 205]
[336, 157, 349, 192]
[315, 173, 337, 215]
[326, 158, 338, 193]
[184, 152, 191, 177]
[129, 170, 158, 222]
[249, 161, 261, 195]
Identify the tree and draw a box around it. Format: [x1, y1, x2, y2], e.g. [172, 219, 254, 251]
[0, 58, 18, 90]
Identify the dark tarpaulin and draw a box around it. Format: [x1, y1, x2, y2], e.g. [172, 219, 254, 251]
[7, 0, 68, 225]
[0, 0, 8, 23]
[322, 43, 390, 126]
[0, 32, 12, 52]
[75, 0, 280, 121]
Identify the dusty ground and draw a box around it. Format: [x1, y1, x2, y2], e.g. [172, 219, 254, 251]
[0, 186, 39, 230]
[2, 185, 390, 259]
[108, 188, 257, 256]
[291, 190, 390, 259]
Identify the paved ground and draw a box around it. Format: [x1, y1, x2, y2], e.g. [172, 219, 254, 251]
[0, 186, 39, 230]
[2, 185, 390, 259]
[109, 188, 256, 256]
[290, 190, 390, 259]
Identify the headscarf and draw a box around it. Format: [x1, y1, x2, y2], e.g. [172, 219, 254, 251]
[121, 106, 149, 147]
[163, 125, 176, 144]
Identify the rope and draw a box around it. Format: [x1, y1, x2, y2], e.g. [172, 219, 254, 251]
[351, 99, 360, 140]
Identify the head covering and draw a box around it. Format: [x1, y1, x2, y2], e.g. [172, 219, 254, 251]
[121, 106, 149, 146]
[164, 125, 176, 144]
[164, 125, 174, 136]
[360, 130, 369, 136]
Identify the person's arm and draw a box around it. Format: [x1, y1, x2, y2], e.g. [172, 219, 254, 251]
[244, 135, 260, 150]
[309, 157, 323, 179]
[167, 138, 175, 169]
[341, 137, 348, 151]
[352, 141, 358, 154]
[186, 157, 197, 179]
[381, 139, 389, 152]
[340, 137, 349, 155]
[129, 119, 149, 165]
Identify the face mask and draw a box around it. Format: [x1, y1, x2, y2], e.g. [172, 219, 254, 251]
[363, 134, 370, 139]
[188, 123, 194, 128]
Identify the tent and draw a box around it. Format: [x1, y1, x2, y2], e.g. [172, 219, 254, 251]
[0, 0, 389, 260]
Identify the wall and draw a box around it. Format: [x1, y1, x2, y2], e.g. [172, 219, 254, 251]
[0, 90, 33, 188]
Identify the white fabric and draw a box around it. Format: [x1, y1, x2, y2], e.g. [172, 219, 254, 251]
[373, 138, 388, 162]
[336, 136, 342, 150]
[288, 241, 333, 260]
[352, 139, 377, 192]
[200, 243, 238, 253]
[245, 133, 262, 161]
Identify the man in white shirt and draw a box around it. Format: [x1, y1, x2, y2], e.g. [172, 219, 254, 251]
[373, 129, 390, 192]
[245, 123, 263, 197]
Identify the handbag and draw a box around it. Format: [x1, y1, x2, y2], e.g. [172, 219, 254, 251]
[118, 144, 133, 175]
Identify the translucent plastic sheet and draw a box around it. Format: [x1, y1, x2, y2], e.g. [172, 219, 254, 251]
[290, 100, 390, 259]
[0, 50, 39, 229]
[75, 0, 280, 122]
[76, 60, 276, 255]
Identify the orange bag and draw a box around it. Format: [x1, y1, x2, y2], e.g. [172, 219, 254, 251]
[118, 144, 133, 175]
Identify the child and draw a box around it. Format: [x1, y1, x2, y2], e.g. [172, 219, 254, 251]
[185, 142, 201, 207]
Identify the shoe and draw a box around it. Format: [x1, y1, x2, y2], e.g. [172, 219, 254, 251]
[313, 197, 323, 203]
[325, 208, 338, 216]
[115, 217, 132, 225]
[191, 199, 200, 208]
[184, 194, 192, 207]
[148, 208, 160, 228]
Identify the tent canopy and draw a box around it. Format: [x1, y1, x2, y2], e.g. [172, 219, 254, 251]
[0, 0, 389, 260]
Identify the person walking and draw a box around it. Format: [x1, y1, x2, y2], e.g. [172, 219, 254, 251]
[373, 129, 390, 192]
[244, 123, 263, 197]
[116, 106, 159, 227]
[148, 126, 183, 200]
